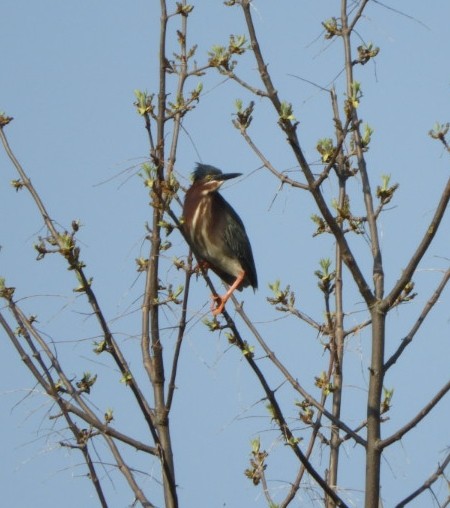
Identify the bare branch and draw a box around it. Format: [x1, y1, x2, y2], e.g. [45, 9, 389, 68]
[287, 305, 323, 332]
[231, 294, 367, 448]
[0, 310, 52, 393]
[218, 69, 269, 97]
[394, 450, 450, 508]
[1, 319, 103, 508]
[342, 3, 385, 506]
[223, 304, 351, 507]
[384, 268, 450, 371]
[380, 380, 450, 449]
[327, 178, 347, 505]
[103, 432, 156, 508]
[344, 318, 372, 338]
[348, 0, 370, 32]
[0, 307, 157, 506]
[383, 177, 450, 311]
[61, 402, 158, 455]
[237, 127, 309, 190]
[342, 0, 384, 303]
[77, 440, 109, 508]
[0, 126, 158, 432]
[240, 0, 376, 308]
[166, 251, 193, 411]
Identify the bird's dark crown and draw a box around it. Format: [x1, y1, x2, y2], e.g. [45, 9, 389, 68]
[191, 163, 224, 183]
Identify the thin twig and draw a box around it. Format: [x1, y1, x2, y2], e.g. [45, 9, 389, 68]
[394, 450, 450, 508]
[237, 126, 309, 190]
[240, 0, 375, 308]
[383, 178, 450, 310]
[166, 250, 193, 411]
[231, 294, 366, 448]
[0, 308, 156, 507]
[0, 124, 159, 439]
[219, 68, 269, 97]
[223, 298, 350, 507]
[384, 268, 450, 371]
[380, 380, 450, 449]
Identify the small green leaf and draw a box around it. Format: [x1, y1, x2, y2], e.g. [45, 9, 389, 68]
[279, 101, 296, 122]
[104, 408, 114, 424]
[133, 90, 154, 116]
[0, 112, 13, 127]
[428, 122, 450, 140]
[381, 387, 394, 414]
[10, 179, 24, 191]
[357, 43, 380, 64]
[0, 278, 15, 300]
[251, 437, 261, 454]
[73, 277, 93, 293]
[93, 340, 108, 354]
[202, 317, 221, 331]
[76, 372, 97, 394]
[242, 341, 255, 357]
[316, 138, 335, 163]
[361, 123, 374, 148]
[120, 372, 133, 385]
[322, 17, 340, 39]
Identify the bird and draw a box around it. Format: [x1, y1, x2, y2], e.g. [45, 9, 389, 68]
[183, 163, 257, 315]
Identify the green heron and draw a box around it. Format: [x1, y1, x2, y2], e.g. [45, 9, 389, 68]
[183, 163, 257, 315]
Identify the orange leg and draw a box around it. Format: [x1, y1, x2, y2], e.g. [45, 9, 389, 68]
[211, 271, 246, 316]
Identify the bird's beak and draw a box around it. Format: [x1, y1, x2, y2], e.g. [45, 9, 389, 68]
[217, 172, 242, 181]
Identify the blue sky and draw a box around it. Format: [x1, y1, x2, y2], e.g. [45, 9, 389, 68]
[1, 1, 449, 507]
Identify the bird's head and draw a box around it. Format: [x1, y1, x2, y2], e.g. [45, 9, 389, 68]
[191, 163, 241, 194]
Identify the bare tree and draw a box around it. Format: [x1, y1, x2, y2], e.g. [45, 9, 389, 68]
[1, 1, 449, 507]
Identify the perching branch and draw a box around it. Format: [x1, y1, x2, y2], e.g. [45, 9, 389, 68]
[232, 294, 367, 448]
[221, 299, 350, 508]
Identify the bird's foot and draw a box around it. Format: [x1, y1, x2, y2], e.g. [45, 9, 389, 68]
[193, 260, 210, 276]
[211, 294, 226, 316]
[210, 272, 246, 316]
[198, 260, 210, 272]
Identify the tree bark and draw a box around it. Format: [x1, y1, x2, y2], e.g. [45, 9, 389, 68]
[365, 307, 386, 507]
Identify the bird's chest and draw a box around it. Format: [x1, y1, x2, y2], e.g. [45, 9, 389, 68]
[188, 197, 242, 276]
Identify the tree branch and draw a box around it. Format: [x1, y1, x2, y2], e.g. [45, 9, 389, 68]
[240, 0, 376, 308]
[383, 177, 450, 311]
[236, 126, 309, 190]
[384, 268, 450, 371]
[218, 68, 269, 97]
[232, 294, 367, 448]
[0, 125, 158, 437]
[166, 251, 193, 411]
[223, 301, 350, 507]
[0, 307, 157, 506]
[394, 450, 450, 508]
[348, 0, 370, 33]
[380, 379, 450, 449]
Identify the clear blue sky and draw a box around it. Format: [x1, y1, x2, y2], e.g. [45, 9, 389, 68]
[1, 1, 449, 507]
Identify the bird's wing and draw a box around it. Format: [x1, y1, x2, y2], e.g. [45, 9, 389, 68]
[222, 200, 258, 289]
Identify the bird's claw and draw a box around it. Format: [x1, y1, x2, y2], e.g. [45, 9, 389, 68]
[211, 294, 225, 316]
[192, 260, 210, 277]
